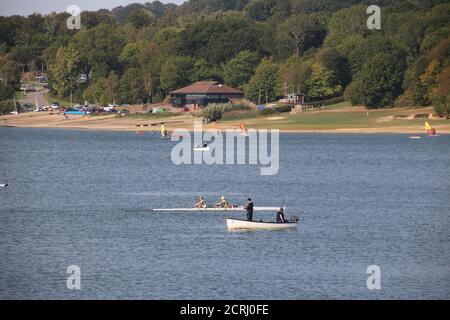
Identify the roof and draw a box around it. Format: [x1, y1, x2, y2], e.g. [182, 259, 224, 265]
[170, 81, 244, 95]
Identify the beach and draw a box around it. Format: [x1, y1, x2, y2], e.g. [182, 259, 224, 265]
[1, 105, 449, 134]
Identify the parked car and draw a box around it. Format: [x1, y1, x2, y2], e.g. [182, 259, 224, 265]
[78, 74, 88, 82]
[20, 84, 37, 92]
[118, 110, 130, 114]
[50, 102, 60, 110]
[152, 107, 166, 114]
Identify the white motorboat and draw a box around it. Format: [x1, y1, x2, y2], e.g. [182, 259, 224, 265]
[0, 182, 8, 188]
[226, 218, 298, 231]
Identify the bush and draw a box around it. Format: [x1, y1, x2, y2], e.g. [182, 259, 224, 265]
[344, 81, 361, 105]
[203, 103, 251, 121]
[433, 96, 450, 117]
[257, 108, 278, 117]
[0, 83, 14, 102]
[202, 103, 226, 121]
[223, 103, 250, 112]
[274, 104, 292, 113]
[0, 100, 13, 115]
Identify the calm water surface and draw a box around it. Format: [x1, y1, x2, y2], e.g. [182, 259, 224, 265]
[0, 128, 449, 299]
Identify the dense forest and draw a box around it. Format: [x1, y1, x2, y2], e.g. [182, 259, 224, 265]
[0, 0, 449, 116]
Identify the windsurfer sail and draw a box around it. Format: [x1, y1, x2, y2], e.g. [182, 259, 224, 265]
[160, 124, 167, 137]
[425, 121, 436, 136]
[240, 123, 247, 136]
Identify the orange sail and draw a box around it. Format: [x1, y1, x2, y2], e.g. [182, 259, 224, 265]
[240, 123, 247, 136]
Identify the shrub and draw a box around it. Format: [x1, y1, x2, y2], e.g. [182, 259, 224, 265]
[0, 100, 14, 115]
[203, 103, 251, 121]
[257, 108, 278, 117]
[433, 95, 450, 117]
[202, 103, 226, 121]
[274, 104, 292, 113]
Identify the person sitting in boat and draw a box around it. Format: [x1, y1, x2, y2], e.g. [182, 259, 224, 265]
[215, 196, 229, 208]
[194, 197, 207, 209]
[276, 207, 287, 223]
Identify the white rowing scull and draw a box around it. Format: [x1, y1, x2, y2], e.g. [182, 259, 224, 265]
[153, 207, 286, 212]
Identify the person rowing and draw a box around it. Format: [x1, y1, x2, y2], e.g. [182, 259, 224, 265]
[276, 207, 287, 223]
[244, 198, 254, 221]
[215, 196, 229, 208]
[193, 196, 207, 209]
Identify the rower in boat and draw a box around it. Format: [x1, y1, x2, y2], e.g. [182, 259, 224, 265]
[276, 207, 287, 223]
[193, 196, 207, 209]
[215, 196, 229, 208]
[244, 198, 254, 221]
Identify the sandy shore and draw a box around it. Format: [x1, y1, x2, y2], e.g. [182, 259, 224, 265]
[1, 111, 449, 134]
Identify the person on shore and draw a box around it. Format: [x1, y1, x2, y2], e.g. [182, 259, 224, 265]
[276, 207, 286, 223]
[194, 197, 207, 209]
[160, 123, 167, 137]
[215, 196, 228, 208]
[244, 198, 254, 221]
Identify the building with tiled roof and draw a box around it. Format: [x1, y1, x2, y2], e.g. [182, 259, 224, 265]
[170, 81, 244, 110]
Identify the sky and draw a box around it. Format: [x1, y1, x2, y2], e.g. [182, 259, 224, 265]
[0, 0, 185, 16]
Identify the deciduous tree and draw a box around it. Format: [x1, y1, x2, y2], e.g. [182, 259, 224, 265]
[223, 51, 260, 89]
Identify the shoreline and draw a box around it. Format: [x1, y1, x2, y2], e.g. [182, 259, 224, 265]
[1, 108, 449, 135]
[2, 124, 449, 135]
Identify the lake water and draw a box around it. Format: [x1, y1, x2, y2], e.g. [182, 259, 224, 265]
[0, 128, 449, 299]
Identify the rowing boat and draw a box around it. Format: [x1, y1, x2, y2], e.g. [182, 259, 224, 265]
[0, 183, 8, 188]
[193, 146, 210, 152]
[153, 207, 285, 212]
[227, 218, 298, 231]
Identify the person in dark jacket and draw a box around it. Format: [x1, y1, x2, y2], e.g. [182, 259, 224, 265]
[276, 207, 286, 223]
[244, 198, 254, 221]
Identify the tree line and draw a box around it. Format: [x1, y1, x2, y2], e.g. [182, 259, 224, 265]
[0, 0, 449, 116]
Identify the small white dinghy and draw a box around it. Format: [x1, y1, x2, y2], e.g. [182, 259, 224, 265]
[0, 182, 8, 188]
[193, 146, 210, 152]
[227, 218, 298, 231]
